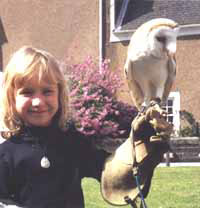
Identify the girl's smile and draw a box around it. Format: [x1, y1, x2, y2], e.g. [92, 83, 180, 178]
[14, 75, 59, 127]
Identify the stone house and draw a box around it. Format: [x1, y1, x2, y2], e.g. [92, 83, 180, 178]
[105, 0, 200, 136]
[1, 0, 200, 136]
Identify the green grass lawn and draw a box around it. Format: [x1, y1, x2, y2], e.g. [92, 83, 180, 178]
[82, 166, 200, 208]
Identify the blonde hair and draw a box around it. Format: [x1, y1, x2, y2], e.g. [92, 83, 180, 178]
[0, 46, 70, 138]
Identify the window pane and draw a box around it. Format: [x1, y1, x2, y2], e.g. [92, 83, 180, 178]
[168, 107, 173, 114]
[168, 116, 173, 123]
[115, 0, 200, 31]
[168, 99, 173, 106]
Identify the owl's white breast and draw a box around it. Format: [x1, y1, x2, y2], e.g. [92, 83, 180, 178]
[132, 55, 168, 95]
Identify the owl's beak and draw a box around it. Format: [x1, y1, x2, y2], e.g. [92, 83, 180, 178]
[167, 50, 176, 60]
[166, 39, 176, 52]
[165, 27, 179, 57]
[165, 38, 177, 59]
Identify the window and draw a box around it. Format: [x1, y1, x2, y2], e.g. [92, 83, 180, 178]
[110, 0, 200, 42]
[0, 18, 8, 71]
[164, 91, 180, 136]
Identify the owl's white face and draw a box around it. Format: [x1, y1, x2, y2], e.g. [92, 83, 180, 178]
[148, 26, 179, 58]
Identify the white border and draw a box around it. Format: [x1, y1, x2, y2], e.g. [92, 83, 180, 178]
[168, 91, 181, 135]
[110, 0, 200, 42]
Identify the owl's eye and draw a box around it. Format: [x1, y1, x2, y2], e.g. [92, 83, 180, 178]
[156, 36, 166, 43]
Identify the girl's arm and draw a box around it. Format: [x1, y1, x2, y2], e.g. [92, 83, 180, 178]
[65, 122, 111, 180]
[0, 151, 23, 208]
[77, 137, 111, 180]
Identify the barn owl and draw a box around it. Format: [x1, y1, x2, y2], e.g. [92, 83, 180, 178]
[124, 18, 179, 110]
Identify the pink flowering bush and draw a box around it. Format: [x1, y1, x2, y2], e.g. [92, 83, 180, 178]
[67, 57, 138, 139]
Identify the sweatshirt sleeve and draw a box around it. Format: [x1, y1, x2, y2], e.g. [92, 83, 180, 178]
[0, 148, 23, 207]
[65, 122, 111, 181]
[77, 136, 111, 180]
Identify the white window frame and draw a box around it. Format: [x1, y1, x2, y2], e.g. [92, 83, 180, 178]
[110, 0, 200, 42]
[167, 91, 181, 136]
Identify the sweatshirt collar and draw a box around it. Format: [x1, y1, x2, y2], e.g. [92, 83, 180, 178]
[19, 125, 60, 142]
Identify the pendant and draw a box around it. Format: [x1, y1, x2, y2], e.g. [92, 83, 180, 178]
[41, 156, 50, 168]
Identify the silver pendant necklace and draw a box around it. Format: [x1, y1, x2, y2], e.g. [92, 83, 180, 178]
[40, 144, 50, 168]
[26, 127, 51, 169]
[41, 156, 51, 168]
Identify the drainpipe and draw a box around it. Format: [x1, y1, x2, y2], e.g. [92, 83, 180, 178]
[99, 0, 104, 71]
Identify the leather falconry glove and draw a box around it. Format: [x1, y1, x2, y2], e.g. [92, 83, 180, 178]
[101, 100, 173, 206]
[130, 99, 173, 165]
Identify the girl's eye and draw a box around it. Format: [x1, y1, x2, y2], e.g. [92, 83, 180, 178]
[20, 89, 34, 96]
[43, 89, 54, 95]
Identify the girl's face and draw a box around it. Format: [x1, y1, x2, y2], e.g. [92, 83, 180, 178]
[14, 75, 59, 127]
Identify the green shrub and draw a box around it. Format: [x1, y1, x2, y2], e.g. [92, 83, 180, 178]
[67, 57, 138, 139]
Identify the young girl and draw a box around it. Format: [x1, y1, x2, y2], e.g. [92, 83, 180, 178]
[0, 46, 170, 208]
[0, 46, 110, 208]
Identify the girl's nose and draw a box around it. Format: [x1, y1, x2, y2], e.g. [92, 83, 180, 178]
[32, 97, 42, 106]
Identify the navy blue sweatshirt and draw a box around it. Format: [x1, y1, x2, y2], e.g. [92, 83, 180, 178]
[0, 124, 109, 208]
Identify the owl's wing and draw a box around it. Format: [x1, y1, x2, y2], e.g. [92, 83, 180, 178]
[124, 58, 144, 110]
[162, 55, 176, 103]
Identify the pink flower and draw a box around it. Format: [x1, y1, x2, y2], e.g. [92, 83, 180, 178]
[65, 56, 137, 139]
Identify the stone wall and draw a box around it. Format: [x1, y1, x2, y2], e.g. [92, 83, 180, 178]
[96, 137, 200, 163]
[169, 137, 200, 162]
